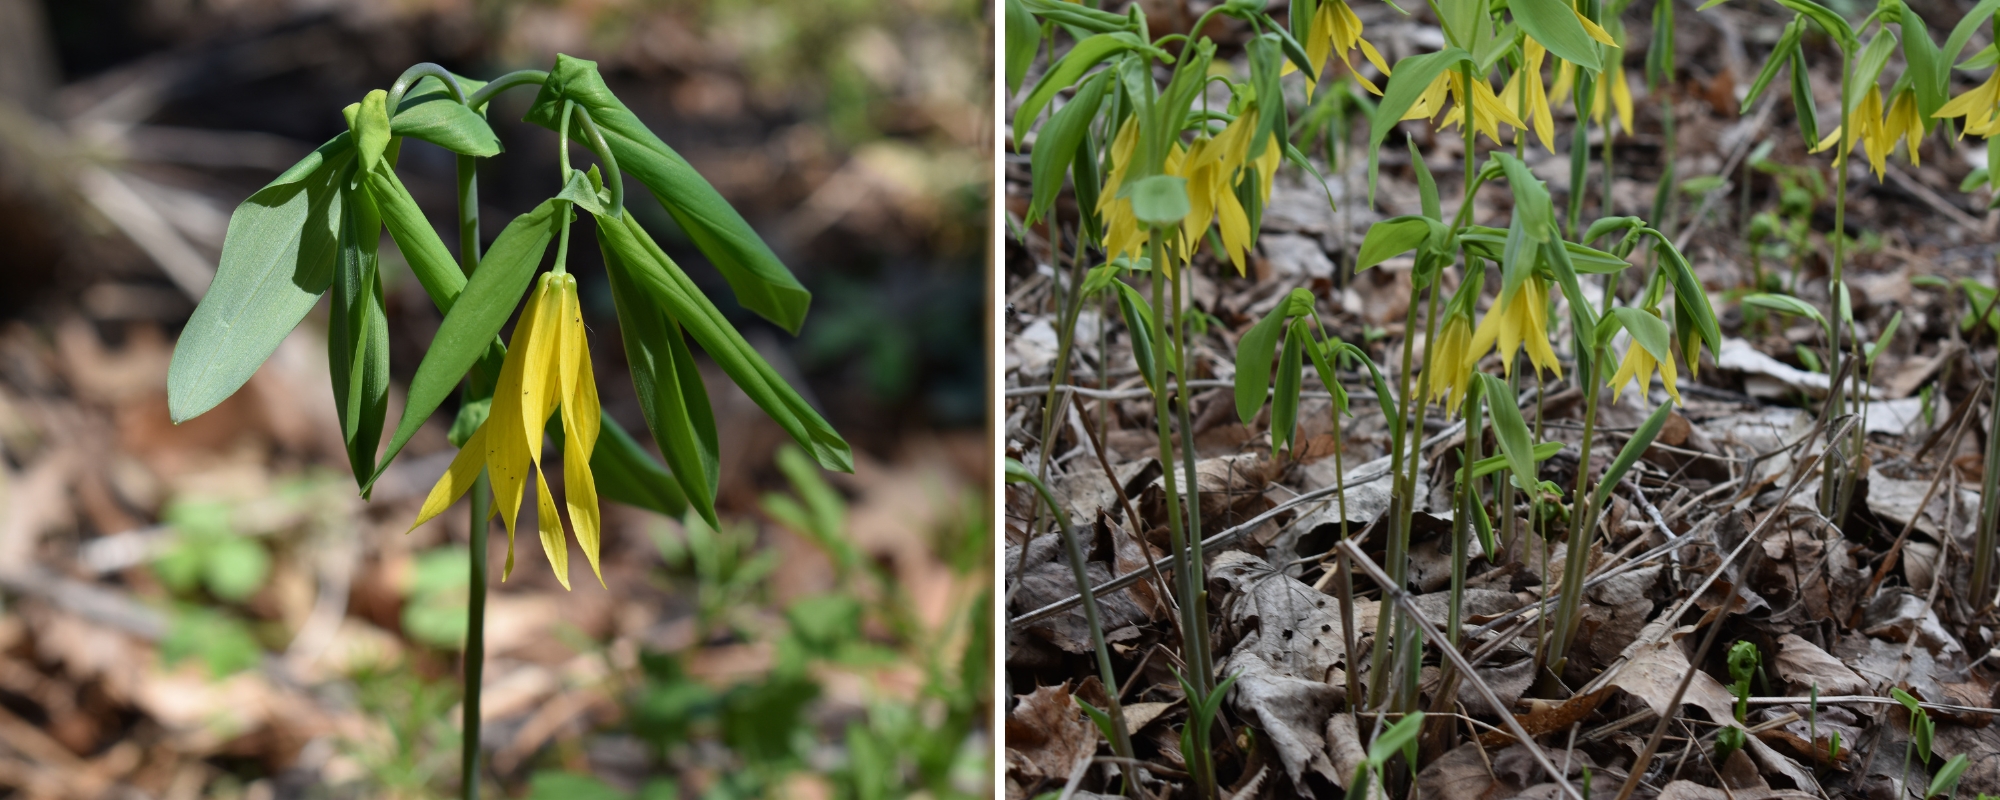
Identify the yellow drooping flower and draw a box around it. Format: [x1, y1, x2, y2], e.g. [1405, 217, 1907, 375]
[1405, 67, 1527, 145]
[1607, 334, 1682, 406]
[1498, 38, 1557, 152]
[1811, 85, 1916, 180]
[1285, 0, 1393, 97]
[1549, 55, 1633, 135]
[1097, 118, 1147, 265]
[1172, 108, 1280, 275]
[1935, 67, 2000, 138]
[411, 272, 603, 589]
[1466, 275, 1563, 378]
[1427, 311, 1475, 411]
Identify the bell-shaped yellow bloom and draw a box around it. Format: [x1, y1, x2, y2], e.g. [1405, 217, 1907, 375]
[1811, 85, 1891, 178]
[1171, 108, 1279, 276]
[1935, 68, 2000, 138]
[1549, 58, 1632, 135]
[1405, 68, 1527, 145]
[1499, 38, 1558, 152]
[1607, 335, 1682, 406]
[1097, 118, 1147, 265]
[1286, 0, 1393, 97]
[1465, 275, 1562, 378]
[1426, 311, 1476, 411]
[411, 272, 603, 589]
[1879, 88, 1925, 172]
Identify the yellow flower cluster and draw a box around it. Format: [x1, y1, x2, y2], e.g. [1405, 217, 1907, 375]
[1607, 332, 1683, 406]
[1288, 0, 1393, 96]
[1468, 275, 1563, 378]
[1937, 69, 2000, 137]
[1406, 68, 1526, 145]
[1813, 86, 1925, 179]
[1099, 111, 1279, 276]
[412, 272, 604, 590]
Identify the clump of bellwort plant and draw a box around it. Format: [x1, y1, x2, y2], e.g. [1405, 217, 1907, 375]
[1008, 0, 1720, 794]
[165, 57, 849, 798]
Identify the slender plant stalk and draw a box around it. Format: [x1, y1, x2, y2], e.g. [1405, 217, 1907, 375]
[454, 130, 488, 800]
[1146, 236, 1204, 696]
[1547, 345, 1601, 669]
[1368, 284, 1426, 708]
[1821, 47, 1856, 523]
[1170, 261, 1215, 699]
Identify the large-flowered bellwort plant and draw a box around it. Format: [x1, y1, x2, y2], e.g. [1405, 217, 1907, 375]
[166, 56, 848, 797]
[1008, 0, 1722, 795]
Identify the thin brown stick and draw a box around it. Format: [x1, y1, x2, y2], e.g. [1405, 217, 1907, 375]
[1338, 539, 1586, 800]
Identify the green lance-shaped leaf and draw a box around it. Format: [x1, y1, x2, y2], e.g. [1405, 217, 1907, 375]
[1028, 69, 1113, 226]
[1247, 34, 1287, 160]
[1410, 138, 1443, 222]
[1113, 280, 1161, 392]
[1847, 30, 1899, 114]
[1272, 319, 1307, 454]
[1335, 340, 1402, 441]
[365, 199, 563, 491]
[1743, 292, 1829, 333]
[1791, 47, 1821, 145]
[1292, 0, 1320, 45]
[1744, 18, 1803, 113]
[1495, 152, 1555, 242]
[525, 55, 812, 333]
[1011, 33, 1146, 147]
[588, 417, 689, 517]
[390, 74, 502, 158]
[1368, 711, 1426, 766]
[1470, 441, 1565, 478]
[1005, 0, 1040, 93]
[167, 133, 352, 423]
[364, 162, 471, 311]
[329, 175, 391, 492]
[1236, 288, 1313, 423]
[603, 228, 722, 528]
[1544, 233, 1600, 377]
[1510, 0, 1604, 70]
[1942, 0, 2000, 67]
[1022, 0, 1137, 33]
[1930, 753, 1970, 799]
[1357, 216, 1447, 270]
[1590, 400, 1674, 509]
[1367, 48, 1475, 203]
[1898, 7, 1948, 122]
[1477, 373, 1537, 487]
[597, 210, 853, 473]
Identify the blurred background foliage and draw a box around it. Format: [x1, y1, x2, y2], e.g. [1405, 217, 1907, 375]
[0, 0, 990, 796]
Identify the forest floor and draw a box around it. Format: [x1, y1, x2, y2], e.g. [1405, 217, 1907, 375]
[1003, 0, 2000, 797]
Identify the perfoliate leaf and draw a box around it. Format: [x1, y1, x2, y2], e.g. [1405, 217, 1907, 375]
[603, 227, 722, 527]
[168, 133, 352, 423]
[1612, 307, 1673, 361]
[391, 74, 502, 157]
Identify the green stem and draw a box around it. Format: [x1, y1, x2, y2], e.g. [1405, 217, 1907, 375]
[1822, 46, 1854, 521]
[463, 473, 490, 799]
[386, 62, 467, 112]
[1171, 261, 1214, 701]
[1148, 233, 1213, 798]
[1548, 345, 1601, 669]
[467, 69, 551, 112]
[1368, 285, 1425, 708]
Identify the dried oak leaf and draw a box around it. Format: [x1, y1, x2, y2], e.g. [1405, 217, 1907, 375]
[1773, 634, 1869, 696]
[1004, 682, 1098, 786]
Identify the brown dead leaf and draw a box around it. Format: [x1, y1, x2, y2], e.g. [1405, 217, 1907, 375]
[1004, 682, 1098, 786]
[1654, 781, 1816, 800]
[1773, 634, 1868, 696]
[1607, 639, 1738, 725]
